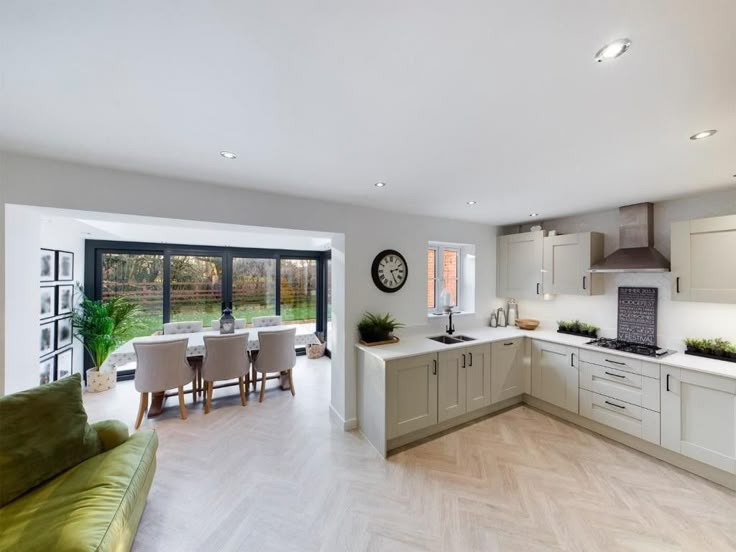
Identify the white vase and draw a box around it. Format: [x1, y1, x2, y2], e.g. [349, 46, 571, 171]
[86, 367, 117, 393]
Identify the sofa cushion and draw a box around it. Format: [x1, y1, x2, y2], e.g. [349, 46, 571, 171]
[0, 374, 101, 507]
[0, 430, 158, 552]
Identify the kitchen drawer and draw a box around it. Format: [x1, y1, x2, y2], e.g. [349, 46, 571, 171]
[580, 389, 660, 445]
[580, 349, 660, 379]
[580, 362, 660, 412]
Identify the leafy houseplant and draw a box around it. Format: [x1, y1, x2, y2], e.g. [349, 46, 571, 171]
[684, 337, 736, 362]
[358, 312, 404, 344]
[72, 290, 142, 391]
[557, 320, 598, 338]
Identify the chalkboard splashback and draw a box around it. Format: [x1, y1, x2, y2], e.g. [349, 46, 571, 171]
[617, 287, 658, 346]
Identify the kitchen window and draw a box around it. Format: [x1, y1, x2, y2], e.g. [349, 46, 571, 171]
[427, 243, 462, 314]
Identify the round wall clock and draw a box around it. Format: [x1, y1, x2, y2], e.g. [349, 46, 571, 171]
[371, 249, 408, 293]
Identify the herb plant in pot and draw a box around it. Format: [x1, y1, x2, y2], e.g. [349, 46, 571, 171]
[358, 312, 404, 345]
[72, 291, 142, 392]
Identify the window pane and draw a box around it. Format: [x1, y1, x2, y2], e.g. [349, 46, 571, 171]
[427, 248, 436, 309]
[280, 259, 317, 328]
[232, 258, 276, 325]
[101, 253, 164, 338]
[170, 255, 223, 327]
[442, 249, 458, 307]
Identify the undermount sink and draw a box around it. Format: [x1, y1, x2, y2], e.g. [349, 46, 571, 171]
[453, 335, 476, 342]
[428, 335, 462, 344]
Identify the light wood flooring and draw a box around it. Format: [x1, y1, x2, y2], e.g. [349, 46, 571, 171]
[83, 357, 736, 551]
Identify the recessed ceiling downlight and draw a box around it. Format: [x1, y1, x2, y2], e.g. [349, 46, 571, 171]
[689, 130, 717, 140]
[594, 38, 632, 62]
[220, 151, 237, 159]
[529, 213, 539, 218]
[374, 182, 386, 188]
[466, 200, 477, 205]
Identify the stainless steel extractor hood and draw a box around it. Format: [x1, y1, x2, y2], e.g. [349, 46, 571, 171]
[589, 203, 671, 273]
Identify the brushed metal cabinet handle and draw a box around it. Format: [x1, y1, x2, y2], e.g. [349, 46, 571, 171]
[433, 359, 437, 376]
[604, 400, 625, 409]
[583, 276, 586, 290]
[666, 373, 670, 392]
[676, 277, 680, 294]
[462, 354, 466, 368]
[570, 352, 575, 367]
[503, 342, 514, 346]
[604, 371, 626, 378]
[468, 352, 473, 367]
[605, 359, 626, 366]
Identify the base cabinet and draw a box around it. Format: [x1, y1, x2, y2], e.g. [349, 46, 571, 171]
[386, 353, 438, 439]
[661, 366, 736, 474]
[438, 343, 492, 423]
[532, 340, 579, 413]
[491, 338, 524, 403]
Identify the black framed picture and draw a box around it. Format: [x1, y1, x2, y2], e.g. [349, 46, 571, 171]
[40, 322, 56, 357]
[40, 286, 56, 320]
[57, 251, 74, 281]
[40, 357, 55, 385]
[56, 348, 73, 379]
[57, 284, 74, 315]
[56, 317, 73, 349]
[40, 249, 56, 281]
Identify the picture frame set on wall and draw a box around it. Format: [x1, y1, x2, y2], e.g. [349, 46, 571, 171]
[39, 248, 76, 384]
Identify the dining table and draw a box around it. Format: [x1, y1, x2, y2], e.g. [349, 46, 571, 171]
[107, 325, 320, 417]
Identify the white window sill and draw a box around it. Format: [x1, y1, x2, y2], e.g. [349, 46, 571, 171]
[427, 311, 475, 319]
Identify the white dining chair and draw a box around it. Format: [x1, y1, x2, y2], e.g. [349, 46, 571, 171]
[201, 334, 250, 413]
[163, 321, 203, 335]
[211, 319, 246, 331]
[133, 339, 194, 428]
[254, 327, 296, 402]
[252, 315, 282, 328]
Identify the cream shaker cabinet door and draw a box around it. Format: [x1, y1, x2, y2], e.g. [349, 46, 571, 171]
[437, 348, 468, 423]
[531, 340, 579, 413]
[386, 353, 438, 439]
[497, 231, 544, 299]
[465, 343, 492, 413]
[672, 215, 736, 304]
[491, 338, 524, 403]
[543, 232, 604, 296]
[661, 366, 736, 474]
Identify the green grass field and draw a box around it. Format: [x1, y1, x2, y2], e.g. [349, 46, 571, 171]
[129, 303, 318, 338]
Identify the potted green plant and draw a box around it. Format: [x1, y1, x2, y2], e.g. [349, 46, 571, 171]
[684, 337, 736, 363]
[357, 312, 404, 345]
[72, 290, 142, 392]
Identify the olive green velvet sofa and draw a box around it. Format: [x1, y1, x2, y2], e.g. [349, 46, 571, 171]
[0, 374, 158, 551]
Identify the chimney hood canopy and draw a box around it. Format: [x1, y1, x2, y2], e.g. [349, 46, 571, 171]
[589, 203, 671, 273]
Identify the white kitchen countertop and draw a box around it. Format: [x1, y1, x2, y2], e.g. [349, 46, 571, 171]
[356, 327, 736, 380]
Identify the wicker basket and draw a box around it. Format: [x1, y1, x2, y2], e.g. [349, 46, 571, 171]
[307, 342, 326, 359]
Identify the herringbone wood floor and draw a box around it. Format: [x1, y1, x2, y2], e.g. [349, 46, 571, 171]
[84, 357, 736, 552]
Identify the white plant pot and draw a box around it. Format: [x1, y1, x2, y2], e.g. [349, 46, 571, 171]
[86, 367, 117, 393]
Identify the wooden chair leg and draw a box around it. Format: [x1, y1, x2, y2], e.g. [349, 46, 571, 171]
[205, 381, 213, 414]
[178, 386, 188, 420]
[239, 376, 246, 406]
[288, 369, 295, 396]
[135, 392, 148, 429]
[251, 365, 257, 391]
[259, 371, 266, 403]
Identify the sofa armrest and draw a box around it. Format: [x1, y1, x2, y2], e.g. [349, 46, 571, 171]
[92, 420, 130, 451]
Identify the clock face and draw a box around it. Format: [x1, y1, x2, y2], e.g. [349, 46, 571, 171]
[371, 250, 408, 293]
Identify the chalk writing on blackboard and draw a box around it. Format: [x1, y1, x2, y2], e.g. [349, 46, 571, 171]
[618, 287, 658, 346]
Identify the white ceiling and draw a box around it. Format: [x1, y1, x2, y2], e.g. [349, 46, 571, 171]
[35, 207, 333, 250]
[1, 1, 734, 225]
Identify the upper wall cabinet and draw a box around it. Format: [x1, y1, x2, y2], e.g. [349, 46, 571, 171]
[671, 214, 736, 303]
[497, 231, 545, 300]
[543, 232, 605, 296]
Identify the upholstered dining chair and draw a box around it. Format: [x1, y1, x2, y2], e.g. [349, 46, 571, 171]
[251, 315, 282, 328]
[211, 319, 246, 331]
[249, 316, 282, 389]
[254, 327, 296, 403]
[133, 339, 194, 429]
[201, 334, 250, 413]
[163, 321, 203, 335]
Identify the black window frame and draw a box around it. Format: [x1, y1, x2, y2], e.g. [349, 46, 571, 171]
[84, 240, 330, 379]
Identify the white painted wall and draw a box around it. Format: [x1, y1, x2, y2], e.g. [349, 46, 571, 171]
[4, 205, 41, 393]
[0, 152, 497, 428]
[500, 188, 736, 349]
